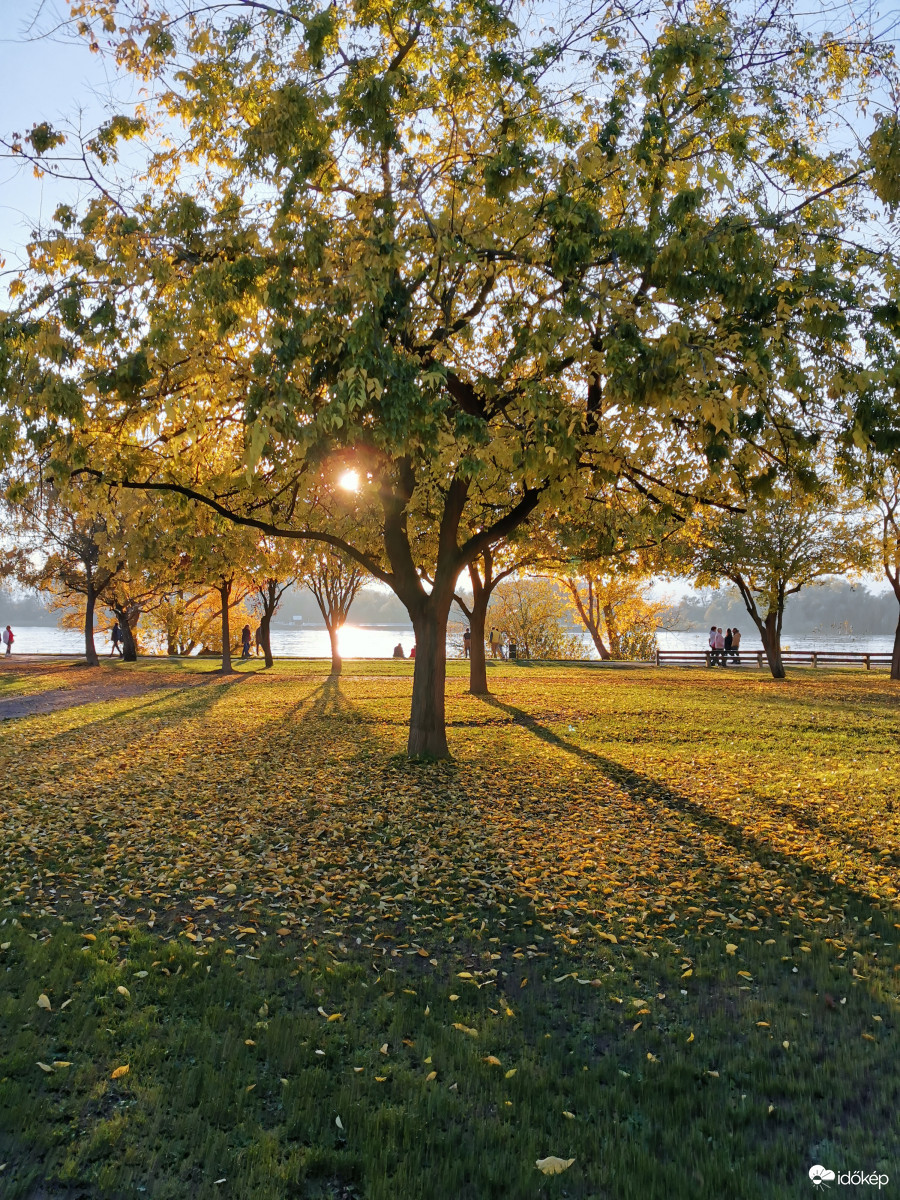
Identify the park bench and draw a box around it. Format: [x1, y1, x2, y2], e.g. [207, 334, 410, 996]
[655, 649, 894, 669]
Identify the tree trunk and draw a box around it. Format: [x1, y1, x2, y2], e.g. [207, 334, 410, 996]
[468, 581, 489, 695]
[120, 613, 138, 662]
[260, 612, 274, 668]
[761, 611, 786, 679]
[409, 596, 452, 758]
[84, 585, 99, 667]
[891, 608, 900, 682]
[327, 622, 342, 676]
[219, 580, 235, 674]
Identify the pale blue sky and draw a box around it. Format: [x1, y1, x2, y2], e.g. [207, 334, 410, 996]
[0, 1, 135, 276]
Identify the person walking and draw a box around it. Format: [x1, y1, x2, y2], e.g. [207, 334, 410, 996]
[254, 626, 264, 656]
[110, 621, 123, 657]
[463, 628, 471, 659]
[489, 628, 501, 659]
[714, 626, 726, 666]
[731, 627, 741, 663]
[2, 625, 13, 656]
[240, 624, 252, 659]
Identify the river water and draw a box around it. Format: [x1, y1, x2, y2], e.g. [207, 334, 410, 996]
[2, 624, 896, 658]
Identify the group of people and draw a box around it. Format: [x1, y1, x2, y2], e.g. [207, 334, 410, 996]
[462, 628, 507, 659]
[708, 625, 741, 666]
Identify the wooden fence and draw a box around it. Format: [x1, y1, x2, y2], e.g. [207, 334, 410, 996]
[655, 649, 894, 670]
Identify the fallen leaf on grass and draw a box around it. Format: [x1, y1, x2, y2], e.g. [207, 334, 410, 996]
[483, 1055, 501, 1066]
[536, 1157, 574, 1175]
[111, 1065, 130, 1079]
[116, 986, 130, 998]
[725, 944, 737, 956]
[37, 994, 51, 1011]
[452, 1023, 478, 1037]
[505, 1068, 517, 1079]
[425, 1071, 437, 1081]
[37, 1062, 54, 1073]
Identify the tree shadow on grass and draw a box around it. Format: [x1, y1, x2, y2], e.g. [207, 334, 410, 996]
[477, 695, 898, 933]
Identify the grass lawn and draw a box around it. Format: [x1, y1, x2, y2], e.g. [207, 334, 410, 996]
[0, 660, 897, 1198]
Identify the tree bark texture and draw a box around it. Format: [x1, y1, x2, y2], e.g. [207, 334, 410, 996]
[327, 623, 343, 676]
[219, 579, 235, 673]
[892, 609, 900, 682]
[409, 595, 453, 757]
[84, 584, 99, 667]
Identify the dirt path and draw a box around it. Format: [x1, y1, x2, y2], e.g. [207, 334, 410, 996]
[0, 662, 231, 722]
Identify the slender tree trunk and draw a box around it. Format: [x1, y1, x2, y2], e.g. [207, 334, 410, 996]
[891, 607, 900, 682]
[260, 612, 274, 668]
[761, 611, 786, 679]
[84, 585, 99, 667]
[409, 593, 452, 758]
[219, 580, 235, 674]
[468, 582, 489, 695]
[118, 609, 138, 662]
[327, 621, 342, 676]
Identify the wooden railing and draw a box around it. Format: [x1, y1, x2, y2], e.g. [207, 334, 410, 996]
[655, 649, 894, 670]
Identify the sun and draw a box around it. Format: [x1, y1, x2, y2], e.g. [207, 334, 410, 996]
[338, 469, 360, 492]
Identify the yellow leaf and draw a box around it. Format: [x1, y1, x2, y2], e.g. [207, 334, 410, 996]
[424, 1005, 431, 1016]
[725, 944, 737, 956]
[327, 1013, 343, 1022]
[0, 942, 10, 951]
[37, 1062, 54, 1073]
[380, 1043, 389, 1055]
[245, 1083, 255, 1092]
[245, 1039, 255, 1046]
[505, 1068, 517, 1079]
[110, 1065, 130, 1079]
[52, 1061, 72, 1068]
[756, 1022, 770, 1028]
[425, 1070, 437, 1082]
[37, 994, 51, 1011]
[562, 1110, 576, 1119]
[82, 933, 96, 942]
[353, 1067, 364, 1073]
[782, 1041, 790, 1050]
[681, 969, 692, 978]
[686, 1032, 694, 1043]
[536, 1156, 575, 1176]
[596, 932, 618, 944]
[457, 972, 474, 979]
[449, 994, 459, 1001]
[220, 884, 237, 895]
[520, 978, 528, 988]
[483, 1055, 501, 1066]
[116, 986, 131, 999]
[452, 1023, 478, 1037]
[737, 971, 752, 980]
[375, 1076, 387, 1082]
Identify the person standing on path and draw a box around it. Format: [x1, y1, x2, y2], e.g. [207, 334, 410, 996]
[489, 628, 501, 659]
[724, 627, 733, 663]
[2, 626, 13, 656]
[708, 625, 718, 667]
[110, 622, 123, 657]
[240, 624, 252, 659]
[463, 628, 471, 658]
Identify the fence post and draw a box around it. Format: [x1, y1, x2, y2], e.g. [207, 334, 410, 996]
[812, 652, 817, 668]
[865, 654, 871, 670]
[757, 652, 762, 668]
[655, 648, 660, 666]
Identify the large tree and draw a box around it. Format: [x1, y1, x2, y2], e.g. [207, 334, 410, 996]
[684, 486, 873, 678]
[4, 0, 898, 752]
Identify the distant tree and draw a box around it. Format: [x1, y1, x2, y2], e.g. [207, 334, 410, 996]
[489, 578, 583, 661]
[302, 550, 367, 677]
[559, 573, 672, 662]
[685, 488, 873, 678]
[454, 545, 533, 695]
